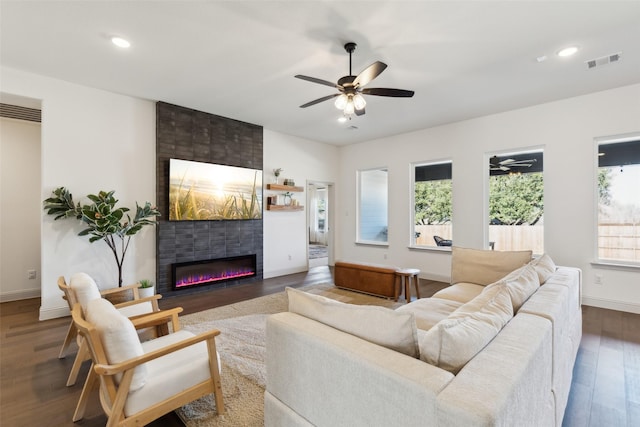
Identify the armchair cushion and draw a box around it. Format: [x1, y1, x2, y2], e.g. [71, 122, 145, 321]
[125, 330, 221, 416]
[69, 272, 101, 311]
[86, 298, 147, 391]
[450, 246, 532, 286]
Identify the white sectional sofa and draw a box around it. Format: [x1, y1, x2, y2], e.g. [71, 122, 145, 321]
[264, 247, 582, 427]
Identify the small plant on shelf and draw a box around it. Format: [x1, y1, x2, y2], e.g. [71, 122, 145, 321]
[273, 168, 283, 184]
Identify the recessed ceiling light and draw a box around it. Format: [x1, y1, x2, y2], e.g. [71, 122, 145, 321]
[111, 37, 131, 48]
[557, 46, 579, 57]
[536, 55, 548, 63]
[337, 116, 348, 123]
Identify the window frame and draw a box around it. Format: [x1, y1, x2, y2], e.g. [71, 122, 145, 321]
[409, 159, 453, 251]
[485, 146, 545, 254]
[356, 167, 389, 246]
[593, 132, 640, 268]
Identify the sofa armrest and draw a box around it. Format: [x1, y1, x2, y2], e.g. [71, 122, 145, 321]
[266, 312, 454, 427]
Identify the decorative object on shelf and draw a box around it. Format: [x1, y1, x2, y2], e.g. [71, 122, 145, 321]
[283, 178, 296, 186]
[273, 168, 283, 184]
[284, 192, 293, 206]
[43, 187, 161, 287]
[138, 279, 155, 298]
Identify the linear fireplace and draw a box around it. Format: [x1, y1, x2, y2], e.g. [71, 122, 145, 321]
[172, 254, 257, 291]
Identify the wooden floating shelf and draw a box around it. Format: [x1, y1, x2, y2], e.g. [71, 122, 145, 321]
[266, 205, 304, 211]
[266, 184, 304, 192]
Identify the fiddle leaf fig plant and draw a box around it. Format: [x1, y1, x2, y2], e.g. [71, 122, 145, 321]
[44, 187, 160, 286]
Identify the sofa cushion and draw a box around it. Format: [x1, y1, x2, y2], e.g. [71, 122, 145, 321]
[449, 284, 514, 319]
[396, 298, 463, 331]
[530, 253, 556, 284]
[431, 282, 484, 304]
[450, 246, 532, 286]
[69, 272, 101, 312]
[485, 263, 540, 312]
[287, 287, 419, 358]
[418, 286, 513, 374]
[86, 298, 147, 391]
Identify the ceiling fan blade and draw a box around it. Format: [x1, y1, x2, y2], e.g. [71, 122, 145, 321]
[299, 93, 339, 108]
[499, 158, 516, 165]
[295, 75, 340, 89]
[361, 87, 415, 97]
[355, 107, 366, 116]
[353, 61, 387, 88]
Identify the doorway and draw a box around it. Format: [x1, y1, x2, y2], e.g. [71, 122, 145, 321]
[307, 181, 333, 268]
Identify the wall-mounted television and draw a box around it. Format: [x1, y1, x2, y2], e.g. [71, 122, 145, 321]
[169, 158, 262, 220]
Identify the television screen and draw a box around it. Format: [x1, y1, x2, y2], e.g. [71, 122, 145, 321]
[169, 159, 262, 220]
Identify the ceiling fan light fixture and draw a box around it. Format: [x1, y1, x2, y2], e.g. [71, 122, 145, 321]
[353, 94, 366, 110]
[344, 98, 355, 115]
[334, 94, 348, 110]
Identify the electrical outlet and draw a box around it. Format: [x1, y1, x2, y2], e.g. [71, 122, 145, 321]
[27, 269, 37, 280]
[594, 274, 603, 285]
[288, 254, 292, 261]
[383, 253, 388, 260]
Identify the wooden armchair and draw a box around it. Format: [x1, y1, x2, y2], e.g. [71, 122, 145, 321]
[58, 274, 163, 387]
[71, 299, 224, 426]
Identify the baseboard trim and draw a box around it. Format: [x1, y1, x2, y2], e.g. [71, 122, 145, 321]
[264, 266, 309, 279]
[0, 288, 40, 303]
[582, 296, 640, 314]
[39, 305, 70, 321]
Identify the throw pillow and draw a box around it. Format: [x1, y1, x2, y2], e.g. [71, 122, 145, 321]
[418, 286, 513, 374]
[287, 287, 419, 358]
[450, 246, 532, 286]
[530, 253, 556, 284]
[485, 263, 540, 312]
[449, 284, 514, 319]
[69, 272, 101, 312]
[86, 298, 147, 391]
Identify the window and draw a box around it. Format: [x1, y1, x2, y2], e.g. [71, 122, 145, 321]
[357, 168, 388, 244]
[412, 161, 452, 248]
[488, 149, 544, 253]
[597, 136, 640, 264]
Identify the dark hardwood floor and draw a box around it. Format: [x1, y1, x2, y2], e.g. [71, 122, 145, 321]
[1, 266, 638, 426]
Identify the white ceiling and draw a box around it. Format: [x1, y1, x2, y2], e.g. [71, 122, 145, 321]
[2, 1, 639, 146]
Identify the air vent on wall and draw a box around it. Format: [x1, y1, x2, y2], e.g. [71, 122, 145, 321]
[0, 103, 41, 122]
[585, 52, 622, 70]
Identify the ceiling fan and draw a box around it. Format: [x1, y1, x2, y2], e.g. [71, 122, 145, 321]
[490, 155, 537, 171]
[295, 42, 415, 117]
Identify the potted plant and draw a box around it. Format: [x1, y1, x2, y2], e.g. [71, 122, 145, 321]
[138, 279, 155, 298]
[273, 168, 283, 184]
[43, 187, 160, 287]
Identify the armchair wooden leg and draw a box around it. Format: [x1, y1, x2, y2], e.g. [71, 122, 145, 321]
[73, 365, 97, 422]
[207, 339, 225, 415]
[67, 340, 89, 386]
[59, 321, 77, 359]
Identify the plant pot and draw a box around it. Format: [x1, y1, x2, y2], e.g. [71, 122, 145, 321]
[138, 285, 155, 299]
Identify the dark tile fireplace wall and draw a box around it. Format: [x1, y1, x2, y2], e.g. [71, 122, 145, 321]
[155, 102, 263, 297]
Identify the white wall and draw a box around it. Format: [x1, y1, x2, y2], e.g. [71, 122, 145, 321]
[0, 117, 41, 301]
[338, 84, 640, 313]
[263, 129, 339, 278]
[1, 67, 157, 319]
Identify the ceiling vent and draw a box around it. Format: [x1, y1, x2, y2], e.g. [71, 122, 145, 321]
[0, 103, 41, 122]
[585, 52, 622, 70]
